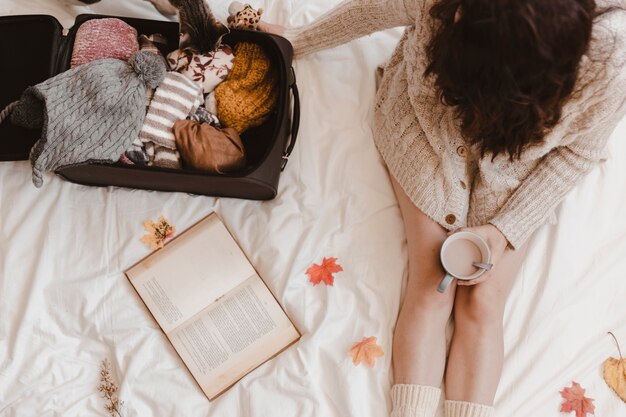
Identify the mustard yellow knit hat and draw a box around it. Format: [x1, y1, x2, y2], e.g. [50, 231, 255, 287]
[215, 42, 278, 134]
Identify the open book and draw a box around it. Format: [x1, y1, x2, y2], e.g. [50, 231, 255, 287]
[125, 213, 300, 400]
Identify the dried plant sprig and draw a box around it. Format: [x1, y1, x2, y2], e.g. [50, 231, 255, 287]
[98, 359, 124, 417]
[608, 332, 623, 358]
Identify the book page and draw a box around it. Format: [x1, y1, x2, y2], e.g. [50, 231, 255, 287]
[125, 214, 256, 333]
[168, 274, 300, 400]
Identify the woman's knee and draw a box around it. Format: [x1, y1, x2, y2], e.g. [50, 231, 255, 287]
[402, 279, 456, 319]
[453, 285, 505, 326]
[453, 247, 526, 325]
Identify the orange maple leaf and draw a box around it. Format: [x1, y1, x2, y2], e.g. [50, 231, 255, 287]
[305, 257, 344, 286]
[348, 337, 384, 368]
[560, 381, 595, 417]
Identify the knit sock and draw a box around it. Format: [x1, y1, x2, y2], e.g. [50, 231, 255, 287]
[390, 384, 441, 417]
[444, 400, 494, 417]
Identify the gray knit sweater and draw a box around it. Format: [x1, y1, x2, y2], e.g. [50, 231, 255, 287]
[284, 0, 626, 249]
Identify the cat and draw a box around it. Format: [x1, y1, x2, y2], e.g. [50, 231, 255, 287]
[76, 0, 228, 52]
[168, 0, 229, 52]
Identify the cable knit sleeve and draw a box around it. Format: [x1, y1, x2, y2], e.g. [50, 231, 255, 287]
[489, 131, 617, 250]
[489, 45, 626, 249]
[284, 0, 422, 57]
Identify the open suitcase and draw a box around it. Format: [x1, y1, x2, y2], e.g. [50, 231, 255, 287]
[0, 14, 299, 200]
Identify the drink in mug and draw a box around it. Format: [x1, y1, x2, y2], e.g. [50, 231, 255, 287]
[437, 231, 491, 293]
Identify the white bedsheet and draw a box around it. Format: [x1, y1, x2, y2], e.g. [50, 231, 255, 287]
[1, 1, 625, 416]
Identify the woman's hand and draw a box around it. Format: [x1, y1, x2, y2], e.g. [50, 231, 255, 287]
[257, 21, 286, 36]
[449, 224, 509, 286]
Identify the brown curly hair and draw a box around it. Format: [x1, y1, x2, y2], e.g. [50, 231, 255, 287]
[425, 0, 599, 160]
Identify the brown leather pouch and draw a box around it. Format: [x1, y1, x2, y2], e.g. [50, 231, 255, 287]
[174, 119, 246, 174]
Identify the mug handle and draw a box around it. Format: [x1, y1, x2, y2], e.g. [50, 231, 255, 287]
[437, 273, 455, 293]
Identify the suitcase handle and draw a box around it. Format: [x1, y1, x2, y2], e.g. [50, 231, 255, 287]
[281, 67, 300, 171]
[0, 101, 18, 125]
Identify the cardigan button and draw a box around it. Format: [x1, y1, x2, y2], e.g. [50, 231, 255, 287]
[445, 214, 456, 225]
[456, 145, 467, 157]
[460, 181, 467, 189]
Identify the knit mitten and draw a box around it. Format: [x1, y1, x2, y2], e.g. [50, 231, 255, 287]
[138, 72, 203, 169]
[390, 384, 441, 417]
[444, 400, 494, 417]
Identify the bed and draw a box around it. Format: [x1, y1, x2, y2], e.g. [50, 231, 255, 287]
[1, 1, 625, 416]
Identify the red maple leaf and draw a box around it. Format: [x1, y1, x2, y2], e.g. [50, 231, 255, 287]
[306, 257, 343, 286]
[560, 381, 595, 417]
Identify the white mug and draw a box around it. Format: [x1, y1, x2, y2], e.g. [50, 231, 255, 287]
[437, 231, 491, 293]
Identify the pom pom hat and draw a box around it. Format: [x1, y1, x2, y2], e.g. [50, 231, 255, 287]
[11, 51, 166, 187]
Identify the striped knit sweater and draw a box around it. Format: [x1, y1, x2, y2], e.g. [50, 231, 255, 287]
[284, 0, 626, 249]
[138, 72, 203, 169]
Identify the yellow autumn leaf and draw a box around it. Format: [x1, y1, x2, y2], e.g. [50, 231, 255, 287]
[603, 332, 626, 403]
[140, 234, 162, 250]
[140, 216, 175, 250]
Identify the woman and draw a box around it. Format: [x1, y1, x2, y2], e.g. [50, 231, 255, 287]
[261, 1, 626, 416]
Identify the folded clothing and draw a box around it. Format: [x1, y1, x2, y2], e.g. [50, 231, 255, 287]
[138, 33, 168, 57]
[71, 18, 139, 68]
[124, 139, 149, 166]
[190, 106, 221, 127]
[167, 45, 235, 95]
[215, 42, 278, 134]
[138, 72, 203, 169]
[205, 91, 218, 115]
[123, 34, 170, 166]
[174, 119, 245, 174]
[118, 152, 135, 166]
[125, 105, 220, 166]
[11, 51, 166, 187]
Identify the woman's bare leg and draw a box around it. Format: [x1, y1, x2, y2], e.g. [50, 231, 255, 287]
[444, 244, 527, 404]
[390, 177, 454, 386]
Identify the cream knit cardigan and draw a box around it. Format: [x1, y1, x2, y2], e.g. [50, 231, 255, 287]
[284, 0, 626, 249]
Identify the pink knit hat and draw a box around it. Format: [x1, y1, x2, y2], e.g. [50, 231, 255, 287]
[71, 18, 139, 68]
